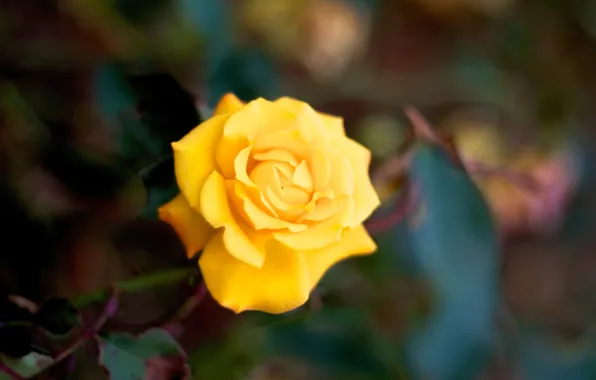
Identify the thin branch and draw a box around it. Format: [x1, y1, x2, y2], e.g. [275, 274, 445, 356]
[166, 282, 208, 324]
[365, 182, 417, 235]
[53, 287, 120, 364]
[71, 267, 196, 308]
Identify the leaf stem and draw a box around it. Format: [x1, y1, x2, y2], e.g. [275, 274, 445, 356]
[71, 267, 197, 308]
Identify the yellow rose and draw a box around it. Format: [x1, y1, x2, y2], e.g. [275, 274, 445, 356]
[159, 93, 380, 314]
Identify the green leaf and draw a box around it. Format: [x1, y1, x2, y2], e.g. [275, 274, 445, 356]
[98, 328, 190, 380]
[264, 308, 394, 379]
[0, 352, 54, 379]
[35, 298, 81, 337]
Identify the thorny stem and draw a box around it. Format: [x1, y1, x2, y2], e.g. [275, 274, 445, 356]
[366, 106, 543, 234]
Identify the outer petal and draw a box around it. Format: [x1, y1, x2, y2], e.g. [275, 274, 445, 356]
[338, 137, 381, 225]
[199, 231, 311, 314]
[213, 93, 245, 116]
[303, 224, 377, 289]
[200, 171, 265, 268]
[274, 97, 330, 144]
[158, 194, 214, 258]
[318, 112, 346, 136]
[172, 114, 229, 207]
[224, 98, 301, 139]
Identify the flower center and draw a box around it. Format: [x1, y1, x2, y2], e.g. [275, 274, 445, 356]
[249, 153, 314, 209]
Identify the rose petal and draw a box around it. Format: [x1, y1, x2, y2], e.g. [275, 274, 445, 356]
[338, 138, 380, 224]
[253, 149, 298, 166]
[273, 213, 343, 250]
[172, 114, 229, 207]
[318, 112, 346, 136]
[199, 231, 310, 314]
[216, 136, 250, 179]
[274, 97, 330, 144]
[254, 129, 312, 160]
[199, 171, 265, 268]
[224, 98, 300, 139]
[234, 145, 254, 186]
[230, 182, 307, 232]
[158, 194, 214, 258]
[326, 151, 354, 196]
[299, 196, 339, 222]
[310, 147, 331, 191]
[214, 93, 245, 115]
[303, 225, 376, 289]
[293, 161, 313, 192]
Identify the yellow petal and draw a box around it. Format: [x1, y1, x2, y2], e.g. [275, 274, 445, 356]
[172, 114, 229, 207]
[199, 231, 311, 314]
[273, 215, 343, 250]
[158, 194, 214, 258]
[216, 136, 250, 179]
[310, 147, 331, 191]
[274, 97, 330, 144]
[253, 149, 298, 166]
[224, 98, 300, 139]
[318, 112, 346, 136]
[326, 151, 354, 196]
[299, 196, 339, 222]
[303, 224, 376, 289]
[214, 93, 245, 115]
[293, 160, 313, 192]
[199, 171, 265, 267]
[338, 137, 381, 224]
[230, 182, 307, 232]
[234, 145, 254, 186]
[254, 129, 311, 160]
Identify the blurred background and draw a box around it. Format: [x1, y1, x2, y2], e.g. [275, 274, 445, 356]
[2, 0, 596, 378]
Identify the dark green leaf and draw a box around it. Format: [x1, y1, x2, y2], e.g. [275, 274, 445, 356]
[98, 328, 189, 380]
[35, 297, 81, 337]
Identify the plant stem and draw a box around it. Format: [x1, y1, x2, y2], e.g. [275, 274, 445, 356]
[71, 267, 197, 308]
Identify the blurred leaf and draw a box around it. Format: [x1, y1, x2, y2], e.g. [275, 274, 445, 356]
[35, 297, 81, 337]
[115, 0, 171, 25]
[263, 308, 394, 379]
[403, 144, 499, 380]
[98, 328, 189, 379]
[93, 64, 202, 216]
[0, 352, 53, 379]
[207, 48, 279, 107]
[514, 329, 596, 380]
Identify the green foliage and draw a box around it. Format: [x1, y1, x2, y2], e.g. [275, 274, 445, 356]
[35, 298, 81, 337]
[98, 328, 189, 380]
[0, 352, 54, 380]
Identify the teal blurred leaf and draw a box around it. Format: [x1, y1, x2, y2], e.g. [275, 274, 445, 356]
[514, 329, 596, 380]
[207, 47, 280, 107]
[264, 309, 394, 379]
[98, 328, 189, 380]
[403, 144, 499, 380]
